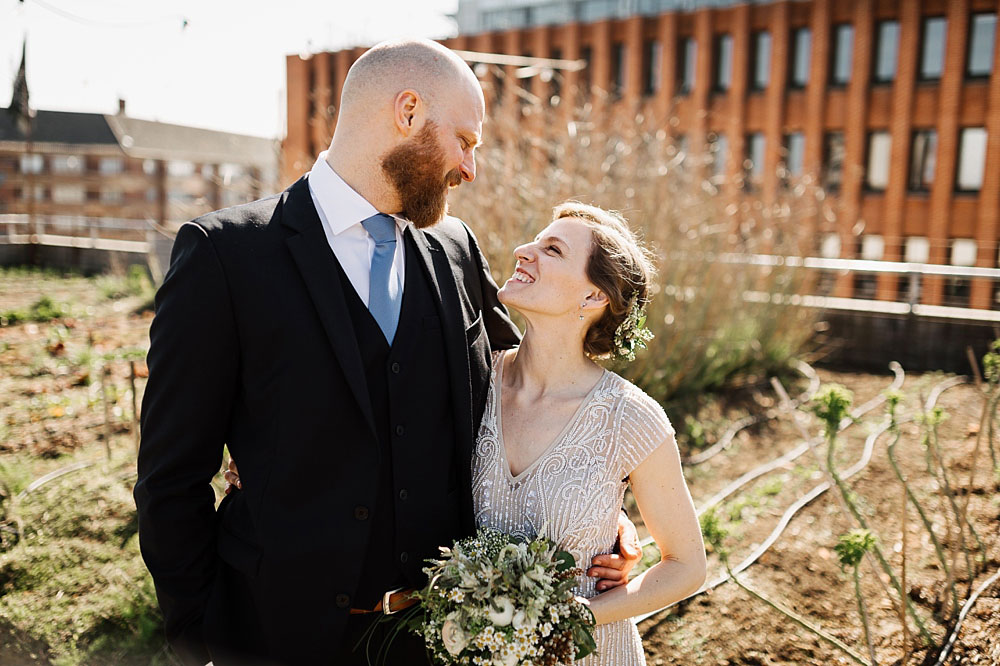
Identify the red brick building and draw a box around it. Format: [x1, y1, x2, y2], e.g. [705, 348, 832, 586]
[283, 0, 1000, 309]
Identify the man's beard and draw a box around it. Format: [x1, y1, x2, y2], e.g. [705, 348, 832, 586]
[380, 120, 462, 229]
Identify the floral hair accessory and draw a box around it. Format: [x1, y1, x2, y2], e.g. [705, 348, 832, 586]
[613, 293, 654, 362]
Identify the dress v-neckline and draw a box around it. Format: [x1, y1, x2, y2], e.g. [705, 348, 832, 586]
[495, 349, 609, 484]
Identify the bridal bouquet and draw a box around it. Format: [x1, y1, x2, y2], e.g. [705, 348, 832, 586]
[408, 527, 597, 666]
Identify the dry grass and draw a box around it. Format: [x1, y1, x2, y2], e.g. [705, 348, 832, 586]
[450, 77, 831, 404]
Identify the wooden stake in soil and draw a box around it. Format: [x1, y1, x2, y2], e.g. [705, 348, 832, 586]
[900, 483, 911, 665]
[101, 364, 112, 460]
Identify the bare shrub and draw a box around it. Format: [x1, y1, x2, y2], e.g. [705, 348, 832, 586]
[452, 72, 831, 401]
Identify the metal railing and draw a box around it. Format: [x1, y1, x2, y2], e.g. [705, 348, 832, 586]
[671, 250, 1000, 323]
[0, 213, 157, 254]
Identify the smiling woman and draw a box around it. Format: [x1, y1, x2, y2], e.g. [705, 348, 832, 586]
[476, 200, 707, 666]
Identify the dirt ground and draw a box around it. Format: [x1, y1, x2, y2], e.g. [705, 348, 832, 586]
[637, 367, 1000, 665]
[0, 269, 998, 665]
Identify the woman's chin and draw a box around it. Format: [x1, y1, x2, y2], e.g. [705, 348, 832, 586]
[497, 285, 525, 312]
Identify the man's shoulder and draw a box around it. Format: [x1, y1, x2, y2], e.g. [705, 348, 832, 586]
[185, 193, 283, 237]
[422, 215, 478, 259]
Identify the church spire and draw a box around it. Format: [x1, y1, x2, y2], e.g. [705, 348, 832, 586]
[9, 39, 31, 135]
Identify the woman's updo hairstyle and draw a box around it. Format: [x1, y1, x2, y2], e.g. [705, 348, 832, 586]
[552, 201, 657, 359]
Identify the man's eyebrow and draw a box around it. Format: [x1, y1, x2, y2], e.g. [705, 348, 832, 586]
[459, 131, 482, 147]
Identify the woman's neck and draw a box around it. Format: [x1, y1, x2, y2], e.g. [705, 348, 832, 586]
[506, 319, 602, 399]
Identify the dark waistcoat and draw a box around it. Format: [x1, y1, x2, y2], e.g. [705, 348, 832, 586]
[335, 229, 459, 607]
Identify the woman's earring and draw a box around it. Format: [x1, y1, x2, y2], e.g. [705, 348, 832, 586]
[579, 303, 586, 320]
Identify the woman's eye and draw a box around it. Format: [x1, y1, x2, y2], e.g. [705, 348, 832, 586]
[547, 245, 561, 255]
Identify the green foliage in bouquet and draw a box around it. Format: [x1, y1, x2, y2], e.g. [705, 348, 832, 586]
[402, 527, 597, 666]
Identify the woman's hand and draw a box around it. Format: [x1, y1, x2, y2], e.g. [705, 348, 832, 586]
[223, 458, 242, 495]
[588, 513, 642, 591]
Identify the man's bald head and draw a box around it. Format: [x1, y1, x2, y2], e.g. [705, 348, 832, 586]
[326, 39, 484, 227]
[339, 39, 482, 123]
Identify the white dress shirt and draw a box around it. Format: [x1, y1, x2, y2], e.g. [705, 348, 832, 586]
[306, 151, 408, 307]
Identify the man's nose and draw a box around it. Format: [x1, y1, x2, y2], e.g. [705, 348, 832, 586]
[459, 153, 476, 183]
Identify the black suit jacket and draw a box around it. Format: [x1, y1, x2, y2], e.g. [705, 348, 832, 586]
[134, 176, 520, 664]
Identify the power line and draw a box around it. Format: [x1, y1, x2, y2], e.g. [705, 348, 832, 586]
[26, 0, 188, 30]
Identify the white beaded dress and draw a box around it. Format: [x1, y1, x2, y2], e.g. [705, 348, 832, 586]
[471, 351, 676, 666]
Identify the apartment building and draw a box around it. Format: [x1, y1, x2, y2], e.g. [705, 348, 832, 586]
[284, 0, 1000, 309]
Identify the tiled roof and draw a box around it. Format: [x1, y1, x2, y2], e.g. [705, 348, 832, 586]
[105, 115, 277, 166]
[0, 108, 119, 145]
[0, 107, 277, 168]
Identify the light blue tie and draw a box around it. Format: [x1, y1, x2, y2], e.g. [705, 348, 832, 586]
[361, 213, 401, 345]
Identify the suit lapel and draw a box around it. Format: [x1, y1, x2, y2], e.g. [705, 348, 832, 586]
[280, 177, 378, 441]
[407, 226, 475, 455]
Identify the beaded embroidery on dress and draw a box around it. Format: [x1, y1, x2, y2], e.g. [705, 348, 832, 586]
[472, 350, 676, 666]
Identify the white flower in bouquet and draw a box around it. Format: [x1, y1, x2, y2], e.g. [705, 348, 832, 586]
[399, 527, 597, 665]
[441, 617, 469, 656]
[488, 596, 515, 626]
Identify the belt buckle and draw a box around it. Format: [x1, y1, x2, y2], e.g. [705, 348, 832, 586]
[382, 586, 406, 616]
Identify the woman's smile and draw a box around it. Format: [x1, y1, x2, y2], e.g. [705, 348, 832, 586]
[508, 266, 535, 284]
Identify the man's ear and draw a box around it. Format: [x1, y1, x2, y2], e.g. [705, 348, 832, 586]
[394, 90, 421, 135]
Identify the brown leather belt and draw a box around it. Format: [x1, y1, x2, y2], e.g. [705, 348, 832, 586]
[349, 587, 418, 615]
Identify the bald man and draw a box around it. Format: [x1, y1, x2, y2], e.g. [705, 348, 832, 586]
[135, 39, 637, 665]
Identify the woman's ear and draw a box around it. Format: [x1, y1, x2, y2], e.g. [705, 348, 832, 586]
[394, 90, 421, 135]
[585, 289, 609, 308]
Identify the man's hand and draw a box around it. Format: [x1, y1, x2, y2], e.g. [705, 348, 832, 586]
[588, 512, 642, 591]
[223, 458, 241, 494]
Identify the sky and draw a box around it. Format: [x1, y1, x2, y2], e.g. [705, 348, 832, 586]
[0, 0, 459, 139]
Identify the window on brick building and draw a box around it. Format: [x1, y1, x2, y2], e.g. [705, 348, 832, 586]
[853, 235, 884, 299]
[167, 160, 196, 177]
[677, 37, 696, 95]
[21, 185, 44, 201]
[873, 20, 900, 83]
[967, 13, 996, 78]
[611, 43, 626, 98]
[823, 132, 845, 191]
[789, 27, 811, 88]
[520, 51, 534, 94]
[956, 127, 987, 192]
[866, 131, 892, 191]
[580, 46, 593, 97]
[745, 132, 765, 189]
[903, 236, 929, 300]
[550, 47, 563, 100]
[100, 188, 124, 205]
[920, 17, 947, 80]
[830, 24, 853, 86]
[946, 238, 977, 306]
[714, 33, 733, 92]
[783, 132, 805, 179]
[709, 133, 728, 179]
[642, 40, 661, 96]
[675, 134, 689, 161]
[51, 155, 83, 174]
[19, 154, 43, 174]
[99, 157, 125, 175]
[749, 31, 771, 91]
[908, 130, 937, 192]
[51, 184, 85, 203]
[142, 159, 158, 175]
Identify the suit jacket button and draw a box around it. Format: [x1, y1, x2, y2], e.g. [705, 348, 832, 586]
[400, 552, 409, 564]
[399, 488, 409, 501]
[390, 362, 401, 374]
[354, 506, 369, 520]
[395, 425, 405, 436]
[335, 594, 350, 608]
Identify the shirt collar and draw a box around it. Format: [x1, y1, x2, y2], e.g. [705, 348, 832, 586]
[307, 151, 410, 235]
